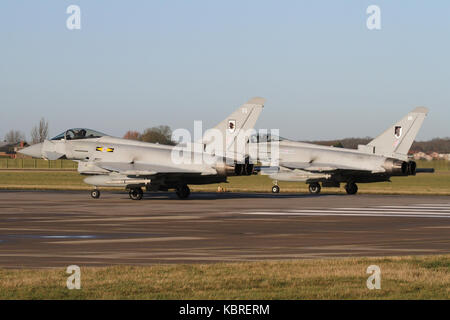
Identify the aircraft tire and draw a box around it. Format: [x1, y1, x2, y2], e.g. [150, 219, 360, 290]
[308, 183, 321, 194]
[345, 182, 358, 195]
[272, 185, 280, 193]
[129, 188, 143, 200]
[91, 190, 100, 199]
[176, 185, 190, 199]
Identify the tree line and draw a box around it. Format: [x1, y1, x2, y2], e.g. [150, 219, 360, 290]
[307, 137, 450, 153]
[123, 125, 175, 145]
[3, 118, 49, 145]
[2, 119, 449, 153]
[2, 120, 175, 146]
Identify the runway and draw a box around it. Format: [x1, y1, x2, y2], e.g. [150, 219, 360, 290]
[0, 190, 449, 268]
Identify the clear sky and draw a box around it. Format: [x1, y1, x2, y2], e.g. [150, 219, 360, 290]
[1, 1, 449, 141]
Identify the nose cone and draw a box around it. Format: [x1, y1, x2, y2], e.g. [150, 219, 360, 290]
[19, 143, 43, 158]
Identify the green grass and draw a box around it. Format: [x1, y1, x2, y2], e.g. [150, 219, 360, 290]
[416, 159, 450, 171]
[193, 171, 450, 195]
[0, 255, 448, 299]
[0, 169, 449, 194]
[0, 171, 87, 189]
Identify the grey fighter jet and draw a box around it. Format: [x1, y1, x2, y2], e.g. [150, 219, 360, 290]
[255, 107, 433, 195]
[19, 98, 265, 200]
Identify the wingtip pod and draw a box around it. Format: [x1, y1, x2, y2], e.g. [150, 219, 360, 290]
[412, 106, 428, 114]
[246, 97, 266, 106]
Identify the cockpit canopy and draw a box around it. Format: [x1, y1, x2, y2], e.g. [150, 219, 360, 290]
[250, 133, 286, 143]
[51, 128, 107, 141]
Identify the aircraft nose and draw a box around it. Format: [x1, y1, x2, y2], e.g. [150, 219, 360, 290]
[19, 143, 43, 158]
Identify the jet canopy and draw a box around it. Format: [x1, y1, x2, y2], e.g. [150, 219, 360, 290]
[250, 133, 286, 143]
[51, 128, 107, 141]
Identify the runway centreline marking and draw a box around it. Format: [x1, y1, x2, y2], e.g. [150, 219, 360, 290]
[240, 203, 450, 218]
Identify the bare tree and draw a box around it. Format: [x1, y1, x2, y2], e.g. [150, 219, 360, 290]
[5, 130, 25, 144]
[31, 118, 49, 144]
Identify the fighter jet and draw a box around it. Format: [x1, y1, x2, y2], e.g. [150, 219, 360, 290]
[19, 98, 265, 200]
[254, 107, 433, 194]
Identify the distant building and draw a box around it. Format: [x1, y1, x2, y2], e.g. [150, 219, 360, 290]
[0, 142, 11, 158]
[412, 151, 450, 161]
[412, 152, 428, 160]
[0, 141, 30, 159]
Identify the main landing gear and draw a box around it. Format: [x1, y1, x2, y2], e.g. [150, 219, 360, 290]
[176, 184, 191, 199]
[129, 187, 144, 200]
[308, 182, 321, 195]
[345, 182, 358, 195]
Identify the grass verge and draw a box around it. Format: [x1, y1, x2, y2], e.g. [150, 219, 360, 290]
[0, 171, 449, 195]
[0, 255, 448, 299]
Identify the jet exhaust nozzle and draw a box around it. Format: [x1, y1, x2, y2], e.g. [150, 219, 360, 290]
[216, 157, 255, 177]
[383, 158, 412, 176]
[407, 161, 417, 175]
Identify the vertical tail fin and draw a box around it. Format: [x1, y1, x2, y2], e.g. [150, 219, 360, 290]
[366, 107, 429, 160]
[203, 97, 265, 162]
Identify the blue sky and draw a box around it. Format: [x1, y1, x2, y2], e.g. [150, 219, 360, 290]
[1, 1, 449, 141]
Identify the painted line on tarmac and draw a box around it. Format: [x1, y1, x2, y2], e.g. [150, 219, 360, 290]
[241, 211, 450, 218]
[240, 204, 450, 218]
[288, 209, 450, 216]
[376, 205, 450, 210]
[337, 207, 450, 212]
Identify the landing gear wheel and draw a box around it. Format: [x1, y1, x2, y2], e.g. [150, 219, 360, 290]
[176, 185, 190, 199]
[345, 182, 358, 195]
[129, 187, 143, 200]
[91, 190, 100, 199]
[272, 185, 280, 193]
[308, 183, 321, 194]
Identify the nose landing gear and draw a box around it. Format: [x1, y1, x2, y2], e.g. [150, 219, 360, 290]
[91, 189, 101, 199]
[271, 185, 280, 193]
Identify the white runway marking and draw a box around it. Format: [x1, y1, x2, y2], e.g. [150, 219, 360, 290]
[241, 203, 450, 219]
[336, 207, 450, 212]
[377, 206, 450, 210]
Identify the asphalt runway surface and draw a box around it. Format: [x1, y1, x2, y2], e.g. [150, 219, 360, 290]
[0, 190, 449, 268]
